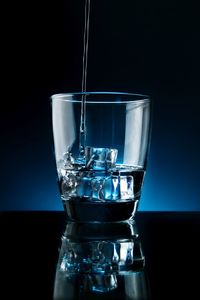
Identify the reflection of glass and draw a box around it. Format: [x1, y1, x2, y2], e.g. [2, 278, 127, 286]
[53, 220, 150, 299]
[51, 92, 151, 222]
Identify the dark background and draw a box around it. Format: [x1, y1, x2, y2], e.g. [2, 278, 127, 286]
[1, 0, 200, 211]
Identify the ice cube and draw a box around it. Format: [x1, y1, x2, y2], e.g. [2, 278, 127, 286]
[57, 160, 67, 177]
[63, 151, 75, 165]
[61, 171, 79, 198]
[106, 149, 118, 167]
[120, 176, 134, 200]
[76, 176, 93, 198]
[57, 152, 75, 176]
[111, 176, 120, 200]
[99, 176, 120, 200]
[98, 175, 134, 201]
[91, 177, 104, 200]
[91, 175, 120, 201]
[58, 152, 74, 171]
[85, 147, 118, 170]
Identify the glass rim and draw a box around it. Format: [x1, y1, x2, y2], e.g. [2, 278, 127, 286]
[51, 91, 150, 104]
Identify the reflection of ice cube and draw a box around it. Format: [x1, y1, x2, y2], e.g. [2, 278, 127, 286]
[89, 274, 118, 292]
[85, 147, 118, 170]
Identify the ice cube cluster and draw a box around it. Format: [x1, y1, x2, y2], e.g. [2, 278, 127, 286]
[58, 147, 135, 201]
[60, 240, 135, 275]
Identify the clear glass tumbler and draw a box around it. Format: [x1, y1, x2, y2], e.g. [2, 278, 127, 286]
[51, 92, 151, 222]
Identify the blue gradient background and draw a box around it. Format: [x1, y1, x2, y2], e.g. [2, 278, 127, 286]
[1, 0, 200, 211]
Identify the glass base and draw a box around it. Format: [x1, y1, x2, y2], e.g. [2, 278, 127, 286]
[63, 198, 139, 222]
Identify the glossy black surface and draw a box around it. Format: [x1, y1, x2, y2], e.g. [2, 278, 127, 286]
[0, 212, 200, 299]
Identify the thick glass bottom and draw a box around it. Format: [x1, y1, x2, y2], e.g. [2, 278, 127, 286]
[63, 198, 139, 222]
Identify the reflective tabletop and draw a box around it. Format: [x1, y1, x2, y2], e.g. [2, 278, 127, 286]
[0, 212, 200, 299]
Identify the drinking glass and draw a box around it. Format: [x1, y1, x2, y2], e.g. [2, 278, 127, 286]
[51, 92, 151, 222]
